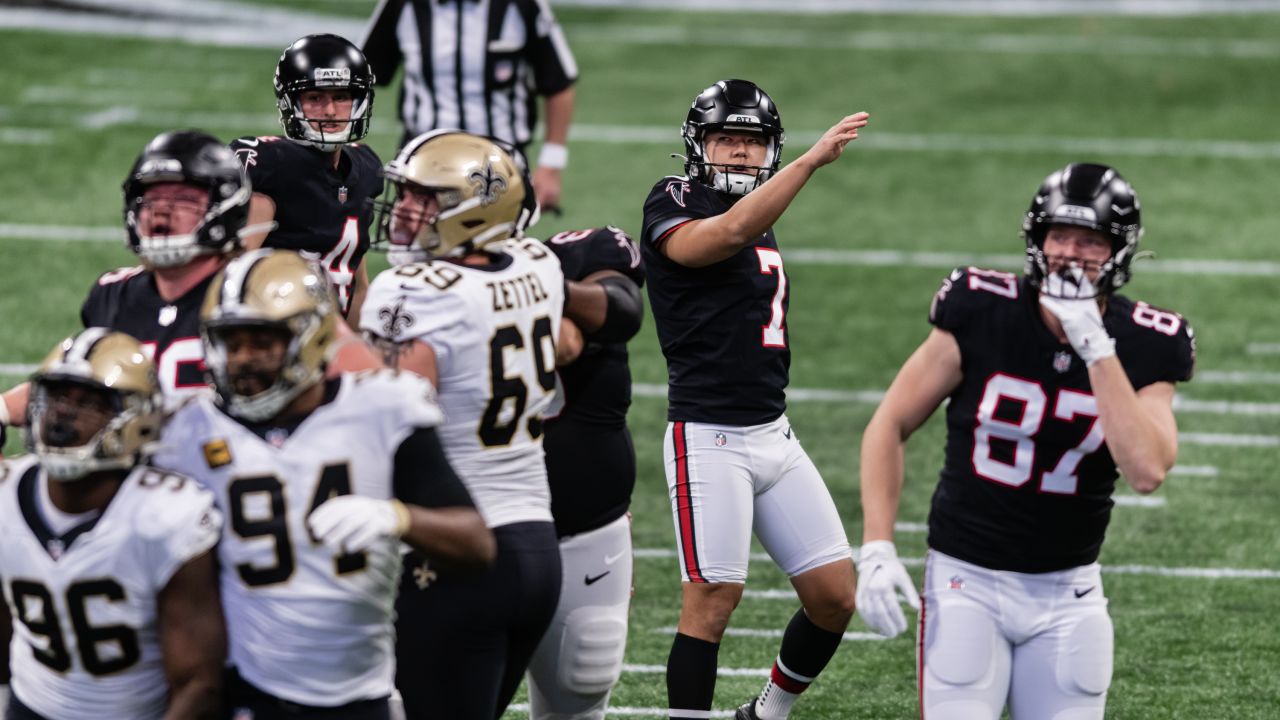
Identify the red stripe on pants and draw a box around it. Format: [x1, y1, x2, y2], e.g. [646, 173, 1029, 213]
[673, 422, 704, 582]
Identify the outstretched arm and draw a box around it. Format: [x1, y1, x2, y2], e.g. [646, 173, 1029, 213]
[661, 113, 870, 268]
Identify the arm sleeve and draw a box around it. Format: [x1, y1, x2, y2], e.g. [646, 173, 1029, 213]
[361, 0, 407, 86]
[928, 268, 971, 334]
[392, 427, 476, 509]
[525, 0, 577, 95]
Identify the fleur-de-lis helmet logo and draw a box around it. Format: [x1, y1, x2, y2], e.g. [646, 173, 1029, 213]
[378, 296, 416, 338]
[469, 162, 507, 206]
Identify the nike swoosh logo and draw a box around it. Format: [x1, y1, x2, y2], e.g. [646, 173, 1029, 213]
[783, 426, 792, 439]
[584, 571, 610, 586]
[604, 550, 627, 565]
[1074, 586, 1096, 598]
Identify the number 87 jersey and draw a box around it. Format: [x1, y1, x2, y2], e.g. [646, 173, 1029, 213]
[926, 267, 1195, 574]
[362, 238, 565, 529]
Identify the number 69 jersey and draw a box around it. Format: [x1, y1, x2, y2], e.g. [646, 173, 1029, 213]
[362, 238, 564, 529]
[0, 457, 220, 720]
[150, 370, 445, 707]
[926, 267, 1195, 574]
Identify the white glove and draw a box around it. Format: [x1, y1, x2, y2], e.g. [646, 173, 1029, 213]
[308, 496, 411, 554]
[1039, 269, 1116, 367]
[856, 540, 921, 638]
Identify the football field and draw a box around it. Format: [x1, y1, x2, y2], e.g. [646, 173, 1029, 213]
[1, 1, 1278, 717]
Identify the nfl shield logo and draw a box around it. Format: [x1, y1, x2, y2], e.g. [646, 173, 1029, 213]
[158, 304, 178, 327]
[948, 575, 965, 591]
[1053, 351, 1073, 374]
[714, 432, 727, 447]
[337, 185, 348, 203]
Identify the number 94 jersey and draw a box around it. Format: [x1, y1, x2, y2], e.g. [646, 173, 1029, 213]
[362, 238, 565, 529]
[0, 456, 220, 720]
[151, 370, 444, 707]
[927, 267, 1195, 573]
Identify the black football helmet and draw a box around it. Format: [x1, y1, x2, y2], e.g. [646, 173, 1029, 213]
[122, 130, 251, 268]
[274, 34, 375, 150]
[1022, 162, 1142, 297]
[681, 79, 785, 196]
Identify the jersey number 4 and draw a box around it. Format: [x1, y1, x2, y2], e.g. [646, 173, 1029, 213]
[228, 463, 366, 587]
[479, 317, 556, 447]
[972, 373, 1105, 495]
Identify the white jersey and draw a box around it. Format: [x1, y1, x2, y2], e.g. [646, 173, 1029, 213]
[362, 238, 564, 529]
[150, 370, 444, 707]
[0, 456, 220, 720]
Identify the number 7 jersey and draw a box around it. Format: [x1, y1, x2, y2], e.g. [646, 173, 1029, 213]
[927, 267, 1195, 573]
[361, 239, 565, 529]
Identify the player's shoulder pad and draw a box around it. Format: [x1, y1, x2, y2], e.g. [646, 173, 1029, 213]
[347, 142, 382, 165]
[1110, 295, 1197, 381]
[0, 455, 40, 490]
[929, 266, 1023, 330]
[362, 264, 473, 341]
[94, 265, 146, 287]
[545, 225, 643, 282]
[342, 368, 444, 427]
[229, 135, 285, 170]
[128, 466, 220, 542]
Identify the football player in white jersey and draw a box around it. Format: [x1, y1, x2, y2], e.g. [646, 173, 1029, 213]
[151, 249, 494, 719]
[0, 329, 225, 720]
[361, 131, 565, 719]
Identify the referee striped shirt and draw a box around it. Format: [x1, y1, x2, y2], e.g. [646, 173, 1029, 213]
[362, 0, 578, 149]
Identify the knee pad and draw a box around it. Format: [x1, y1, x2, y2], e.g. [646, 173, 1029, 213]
[558, 604, 628, 695]
[925, 603, 999, 687]
[1060, 613, 1113, 696]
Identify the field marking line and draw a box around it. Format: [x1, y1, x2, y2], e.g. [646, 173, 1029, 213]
[551, 0, 1280, 16]
[653, 625, 887, 642]
[1247, 343, 1280, 355]
[505, 704, 733, 718]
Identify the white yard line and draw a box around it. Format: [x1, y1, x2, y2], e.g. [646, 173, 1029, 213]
[1196, 371, 1280, 385]
[1247, 343, 1280, 355]
[1113, 496, 1167, 507]
[634, 548, 1280, 579]
[654, 625, 886, 642]
[1169, 465, 1220, 477]
[505, 703, 733, 718]
[552, 0, 1280, 16]
[0, 128, 54, 145]
[622, 663, 769, 678]
[569, 23, 1280, 59]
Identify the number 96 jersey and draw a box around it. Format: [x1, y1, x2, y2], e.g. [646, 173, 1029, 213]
[362, 238, 565, 529]
[151, 370, 444, 707]
[0, 457, 220, 720]
[927, 267, 1195, 573]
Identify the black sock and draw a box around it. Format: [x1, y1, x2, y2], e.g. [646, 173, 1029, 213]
[667, 632, 720, 717]
[756, 608, 846, 718]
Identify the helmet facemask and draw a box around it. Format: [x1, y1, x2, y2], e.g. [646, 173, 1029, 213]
[685, 125, 782, 197]
[371, 132, 526, 264]
[278, 85, 374, 152]
[26, 331, 163, 481]
[126, 181, 251, 268]
[201, 249, 338, 423]
[680, 79, 785, 197]
[273, 35, 376, 152]
[1022, 163, 1142, 299]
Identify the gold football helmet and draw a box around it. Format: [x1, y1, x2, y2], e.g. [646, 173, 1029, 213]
[373, 131, 534, 264]
[201, 249, 337, 422]
[27, 328, 163, 481]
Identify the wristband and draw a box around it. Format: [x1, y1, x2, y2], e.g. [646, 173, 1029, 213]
[537, 142, 568, 170]
[390, 499, 412, 537]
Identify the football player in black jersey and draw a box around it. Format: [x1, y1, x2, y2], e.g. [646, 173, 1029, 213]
[857, 163, 1195, 719]
[523, 225, 644, 720]
[232, 34, 383, 324]
[0, 129, 250, 433]
[0, 130, 380, 442]
[640, 79, 870, 720]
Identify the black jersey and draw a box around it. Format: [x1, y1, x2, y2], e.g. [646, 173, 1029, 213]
[926, 267, 1196, 573]
[230, 136, 382, 314]
[80, 266, 213, 398]
[542, 226, 644, 537]
[641, 176, 790, 426]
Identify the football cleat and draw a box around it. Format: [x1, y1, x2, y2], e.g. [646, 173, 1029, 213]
[734, 697, 763, 720]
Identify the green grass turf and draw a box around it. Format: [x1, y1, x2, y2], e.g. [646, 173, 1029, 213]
[2, 6, 1278, 717]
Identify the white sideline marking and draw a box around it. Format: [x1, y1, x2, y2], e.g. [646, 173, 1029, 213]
[572, 23, 1280, 59]
[552, 0, 1280, 16]
[1178, 432, 1280, 447]
[654, 625, 886, 642]
[1113, 496, 1167, 508]
[635, 548, 1280, 580]
[80, 106, 142, 130]
[1172, 397, 1280, 416]
[505, 703, 733, 718]
[1247, 343, 1280, 355]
